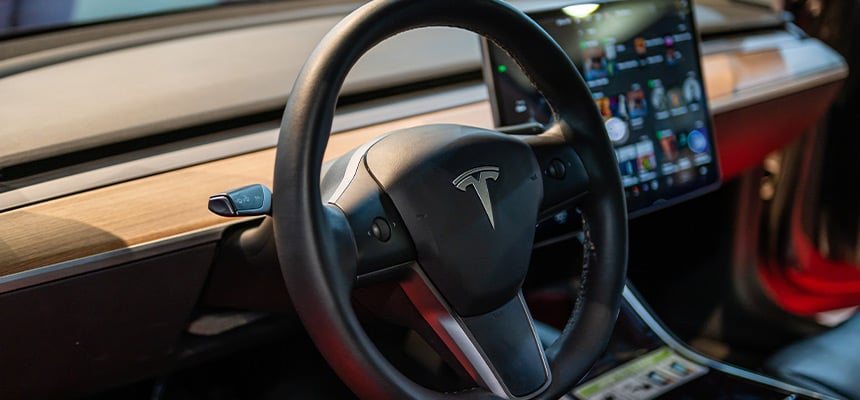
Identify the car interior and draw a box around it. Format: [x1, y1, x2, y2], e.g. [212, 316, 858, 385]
[1, 0, 859, 399]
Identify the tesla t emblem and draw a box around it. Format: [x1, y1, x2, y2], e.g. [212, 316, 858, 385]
[453, 166, 500, 229]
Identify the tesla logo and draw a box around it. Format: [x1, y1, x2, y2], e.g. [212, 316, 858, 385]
[453, 166, 500, 229]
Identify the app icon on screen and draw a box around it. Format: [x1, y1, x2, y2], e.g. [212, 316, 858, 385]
[650, 83, 669, 112]
[583, 44, 612, 80]
[668, 87, 685, 109]
[657, 129, 678, 161]
[683, 75, 703, 103]
[636, 139, 657, 172]
[595, 96, 611, 118]
[634, 37, 647, 55]
[665, 47, 682, 65]
[688, 129, 709, 153]
[605, 117, 630, 143]
[610, 94, 629, 120]
[663, 35, 675, 47]
[627, 84, 648, 118]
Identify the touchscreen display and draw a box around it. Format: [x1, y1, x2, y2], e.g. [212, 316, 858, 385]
[482, 0, 720, 216]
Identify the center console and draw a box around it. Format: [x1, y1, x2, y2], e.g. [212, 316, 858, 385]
[566, 285, 830, 399]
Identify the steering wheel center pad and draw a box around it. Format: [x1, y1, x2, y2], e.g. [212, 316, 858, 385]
[365, 124, 542, 317]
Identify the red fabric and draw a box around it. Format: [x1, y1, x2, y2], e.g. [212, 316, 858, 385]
[758, 132, 860, 315]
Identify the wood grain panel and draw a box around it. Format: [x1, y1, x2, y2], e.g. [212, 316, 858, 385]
[0, 103, 493, 277]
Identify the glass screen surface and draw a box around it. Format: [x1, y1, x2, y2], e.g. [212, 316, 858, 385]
[483, 0, 720, 216]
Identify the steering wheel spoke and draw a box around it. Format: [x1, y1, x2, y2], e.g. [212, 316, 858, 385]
[520, 133, 591, 220]
[400, 267, 551, 399]
[322, 153, 416, 277]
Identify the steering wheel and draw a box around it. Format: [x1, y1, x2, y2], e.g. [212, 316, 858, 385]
[272, 0, 627, 398]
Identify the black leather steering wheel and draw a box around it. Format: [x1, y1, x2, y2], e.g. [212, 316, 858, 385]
[272, 1, 628, 398]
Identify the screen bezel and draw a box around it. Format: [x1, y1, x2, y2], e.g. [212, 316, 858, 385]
[480, 0, 722, 218]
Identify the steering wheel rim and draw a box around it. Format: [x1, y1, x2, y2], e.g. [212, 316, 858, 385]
[272, 1, 628, 399]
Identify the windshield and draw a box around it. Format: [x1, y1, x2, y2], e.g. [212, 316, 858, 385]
[0, 0, 279, 38]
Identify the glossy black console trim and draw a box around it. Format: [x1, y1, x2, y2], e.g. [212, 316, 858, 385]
[622, 284, 837, 400]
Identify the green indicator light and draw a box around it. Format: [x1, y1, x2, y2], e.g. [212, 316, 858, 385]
[497, 65, 508, 73]
[648, 80, 655, 88]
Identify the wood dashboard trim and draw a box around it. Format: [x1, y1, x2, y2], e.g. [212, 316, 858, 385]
[0, 103, 493, 278]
